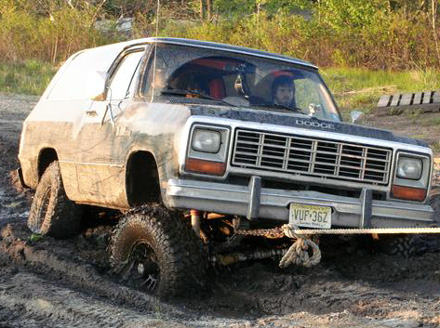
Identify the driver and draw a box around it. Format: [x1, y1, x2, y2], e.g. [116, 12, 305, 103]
[272, 75, 296, 108]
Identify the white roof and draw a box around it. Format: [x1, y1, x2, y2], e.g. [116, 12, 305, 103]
[80, 37, 317, 70]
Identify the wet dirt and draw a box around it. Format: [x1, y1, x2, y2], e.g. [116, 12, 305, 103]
[1, 93, 440, 327]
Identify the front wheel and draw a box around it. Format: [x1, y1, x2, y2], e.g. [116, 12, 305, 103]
[109, 205, 206, 298]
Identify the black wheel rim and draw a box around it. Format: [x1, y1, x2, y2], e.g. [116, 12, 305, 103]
[121, 241, 160, 292]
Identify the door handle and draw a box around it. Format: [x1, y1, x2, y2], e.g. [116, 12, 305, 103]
[86, 110, 98, 117]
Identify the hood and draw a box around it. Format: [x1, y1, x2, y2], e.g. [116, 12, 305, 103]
[189, 105, 428, 148]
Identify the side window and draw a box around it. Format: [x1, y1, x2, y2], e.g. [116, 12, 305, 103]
[47, 50, 115, 101]
[140, 49, 157, 98]
[109, 51, 144, 100]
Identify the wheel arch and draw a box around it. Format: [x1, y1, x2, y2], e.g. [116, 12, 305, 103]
[125, 150, 161, 207]
[37, 148, 58, 181]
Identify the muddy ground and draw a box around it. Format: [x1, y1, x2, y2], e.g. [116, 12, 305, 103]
[1, 93, 440, 328]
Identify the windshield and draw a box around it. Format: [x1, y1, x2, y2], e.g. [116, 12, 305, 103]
[142, 43, 341, 122]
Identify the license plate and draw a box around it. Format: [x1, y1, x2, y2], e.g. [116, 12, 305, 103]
[289, 203, 332, 229]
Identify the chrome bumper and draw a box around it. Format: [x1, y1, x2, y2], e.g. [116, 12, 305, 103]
[166, 177, 435, 228]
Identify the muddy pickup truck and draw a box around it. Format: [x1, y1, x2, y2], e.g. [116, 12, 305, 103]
[18, 37, 437, 297]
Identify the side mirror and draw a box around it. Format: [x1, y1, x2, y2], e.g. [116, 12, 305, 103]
[234, 64, 251, 99]
[91, 70, 109, 101]
[92, 92, 106, 101]
[350, 110, 364, 124]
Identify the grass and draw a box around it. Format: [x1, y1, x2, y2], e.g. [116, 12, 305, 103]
[0, 60, 56, 96]
[432, 142, 440, 155]
[321, 67, 440, 116]
[322, 67, 440, 92]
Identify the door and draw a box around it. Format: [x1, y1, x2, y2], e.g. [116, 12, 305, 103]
[74, 48, 146, 207]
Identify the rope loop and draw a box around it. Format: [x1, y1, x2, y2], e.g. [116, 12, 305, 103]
[279, 224, 321, 268]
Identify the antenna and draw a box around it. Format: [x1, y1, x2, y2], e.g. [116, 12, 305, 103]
[155, 0, 160, 38]
[150, 0, 160, 102]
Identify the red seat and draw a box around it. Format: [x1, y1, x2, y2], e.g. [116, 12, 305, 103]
[209, 79, 225, 99]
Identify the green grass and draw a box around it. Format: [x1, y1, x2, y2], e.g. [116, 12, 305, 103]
[0, 60, 56, 95]
[321, 67, 440, 116]
[322, 67, 440, 92]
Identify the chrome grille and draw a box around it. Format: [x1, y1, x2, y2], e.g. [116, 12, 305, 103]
[232, 129, 392, 185]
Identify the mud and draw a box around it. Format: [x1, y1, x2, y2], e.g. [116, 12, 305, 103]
[1, 93, 440, 327]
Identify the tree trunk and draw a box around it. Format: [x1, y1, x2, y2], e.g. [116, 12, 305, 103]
[431, 0, 440, 66]
[206, 0, 211, 21]
[200, 0, 205, 21]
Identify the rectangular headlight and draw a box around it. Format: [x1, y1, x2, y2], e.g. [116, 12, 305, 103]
[184, 124, 230, 177]
[191, 129, 221, 153]
[392, 152, 431, 202]
[396, 157, 422, 180]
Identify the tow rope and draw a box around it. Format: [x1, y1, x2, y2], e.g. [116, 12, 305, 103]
[278, 225, 440, 268]
[288, 226, 440, 235]
[279, 224, 321, 268]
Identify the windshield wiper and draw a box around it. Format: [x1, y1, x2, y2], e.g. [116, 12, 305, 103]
[160, 88, 237, 107]
[253, 103, 307, 115]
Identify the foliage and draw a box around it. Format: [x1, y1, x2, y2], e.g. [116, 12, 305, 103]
[159, 1, 440, 70]
[0, 0, 440, 70]
[0, 0, 116, 63]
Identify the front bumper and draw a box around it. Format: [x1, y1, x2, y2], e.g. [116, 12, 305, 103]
[166, 177, 436, 228]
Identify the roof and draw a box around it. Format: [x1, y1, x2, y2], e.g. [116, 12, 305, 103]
[85, 37, 318, 70]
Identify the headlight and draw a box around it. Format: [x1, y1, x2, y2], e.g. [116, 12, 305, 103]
[396, 157, 422, 180]
[192, 129, 221, 153]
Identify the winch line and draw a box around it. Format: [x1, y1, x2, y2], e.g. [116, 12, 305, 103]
[291, 227, 440, 235]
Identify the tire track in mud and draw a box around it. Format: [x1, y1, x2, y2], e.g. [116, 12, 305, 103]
[0, 226, 243, 328]
[0, 273, 195, 328]
[0, 224, 178, 314]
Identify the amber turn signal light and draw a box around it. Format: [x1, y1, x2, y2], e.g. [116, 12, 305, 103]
[391, 185, 427, 202]
[185, 158, 226, 176]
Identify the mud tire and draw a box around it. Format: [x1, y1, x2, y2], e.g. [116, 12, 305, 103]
[109, 205, 206, 298]
[27, 161, 81, 238]
[429, 191, 440, 223]
[376, 235, 415, 258]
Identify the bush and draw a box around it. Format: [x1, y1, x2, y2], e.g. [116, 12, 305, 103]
[0, 0, 439, 71]
[159, 1, 440, 70]
[0, 1, 117, 64]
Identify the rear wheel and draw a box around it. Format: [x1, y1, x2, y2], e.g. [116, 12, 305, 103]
[376, 234, 415, 258]
[27, 161, 81, 238]
[109, 205, 206, 298]
[429, 191, 440, 223]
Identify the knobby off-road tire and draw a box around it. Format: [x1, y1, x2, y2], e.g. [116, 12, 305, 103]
[27, 161, 81, 238]
[109, 205, 206, 298]
[376, 234, 415, 258]
[429, 191, 440, 223]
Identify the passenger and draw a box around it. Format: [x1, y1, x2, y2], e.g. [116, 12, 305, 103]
[272, 75, 296, 108]
[171, 72, 209, 95]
